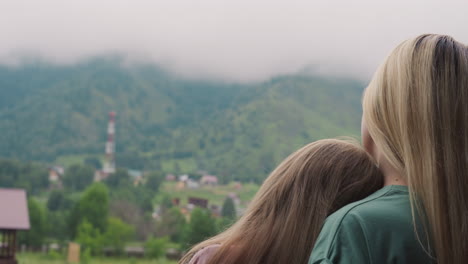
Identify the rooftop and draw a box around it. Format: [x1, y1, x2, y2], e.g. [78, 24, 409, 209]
[0, 188, 30, 230]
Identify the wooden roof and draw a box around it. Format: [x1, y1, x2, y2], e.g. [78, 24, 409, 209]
[0, 188, 30, 230]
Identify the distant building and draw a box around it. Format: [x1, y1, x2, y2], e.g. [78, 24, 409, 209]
[200, 175, 218, 186]
[128, 170, 143, 186]
[48, 166, 64, 182]
[188, 197, 209, 209]
[94, 170, 109, 182]
[187, 179, 200, 189]
[165, 174, 176, 181]
[176, 175, 200, 189]
[0, 188, 30, 264]
[179, 175, 189, 182]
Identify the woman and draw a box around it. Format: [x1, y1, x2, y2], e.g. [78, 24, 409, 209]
[309, 34, 468, 264]
[180, 139, 383, 264]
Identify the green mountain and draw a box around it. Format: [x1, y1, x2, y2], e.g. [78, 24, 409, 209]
[0, 57, 365, 182]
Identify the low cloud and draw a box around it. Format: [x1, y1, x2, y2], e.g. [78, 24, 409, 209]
[1, 0, 467, 82]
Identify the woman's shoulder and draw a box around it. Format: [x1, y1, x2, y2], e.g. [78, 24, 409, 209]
[309, 185, 433, 264]
[321, 185, 411, 240]
[189, 244, 221, 264]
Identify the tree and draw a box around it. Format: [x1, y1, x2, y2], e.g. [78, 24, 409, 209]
[84, 157, 102, 169]
[47, 210, 69, 242]
[76, 219, 104, 255]
[102, 217, 134, 254]
[70, 183, 109, 238]
[115, 152, 146, 170]
[160, 194, 174, 212]
[47, 190, 65, 211]
[109, 200, 154, 241]
[105, 168, 131, 188]
[0, 159, 48, 195]
[188, 173, 203, 181]
[145, 237, 169, 259]
[155, 207, 186, 243]
[221, 197, 237, 220]
[63, 164, 95, 191]
[184, 208, 216, 247]
[145, 171, 164, 191]
[19, 198, 47, 248]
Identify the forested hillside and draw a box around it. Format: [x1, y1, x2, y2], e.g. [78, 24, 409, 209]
[0, 57, 364, 182]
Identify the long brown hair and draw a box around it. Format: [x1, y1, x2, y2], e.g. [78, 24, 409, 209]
[363, 34, 468, 264]
[180, 139, 383, 264]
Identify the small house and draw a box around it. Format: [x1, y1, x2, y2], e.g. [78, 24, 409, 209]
[0, 189, 30, 264]
[186, 179, 200, 189]
[188, 197, 208, 209]
[165, 174, 176, 181]
[48, 166, 64, 182]
[200, 175, 218, 186]
[128, 170, 143, 186]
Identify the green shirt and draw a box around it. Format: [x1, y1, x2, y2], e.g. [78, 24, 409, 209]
[309, 185, 434, 264]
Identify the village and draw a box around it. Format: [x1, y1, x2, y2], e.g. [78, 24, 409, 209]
[0, 112, 259, 264]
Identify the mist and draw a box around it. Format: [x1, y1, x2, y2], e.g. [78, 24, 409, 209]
[1, 0, 467, 82]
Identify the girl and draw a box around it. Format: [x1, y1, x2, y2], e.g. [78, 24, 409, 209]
[310, 34, 468, 264]
[180, 139, 383, 264]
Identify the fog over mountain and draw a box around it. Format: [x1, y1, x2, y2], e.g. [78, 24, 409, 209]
[1, 0, 467, 82]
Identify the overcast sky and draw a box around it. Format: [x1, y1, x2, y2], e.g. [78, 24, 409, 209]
[1, 0, 467, 82]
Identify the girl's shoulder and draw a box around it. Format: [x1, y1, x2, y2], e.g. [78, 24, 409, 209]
[189, 244, 221, 264]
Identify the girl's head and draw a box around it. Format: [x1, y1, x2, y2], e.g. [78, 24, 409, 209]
[180, 139, 383, 264]
[362, 34, 468, 264]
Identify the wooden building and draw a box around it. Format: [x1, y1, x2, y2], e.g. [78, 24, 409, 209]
[188, 197, 209, 209]
[0, 189, 30, 264]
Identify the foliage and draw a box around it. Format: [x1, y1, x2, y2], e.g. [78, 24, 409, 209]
[76, 220, 103, 255]
[84, 157, 102, 169]
[155, 207, 187, 243]
[47, 190, 73, 211]
[109, 199, 154, 241]
[70, 183, 109, 238]
[76, 217, 134, 256]
[47, 190, 65, 211]
[63, 164, 95, 191]
[17, 252, 178, 263]
[0, 159, 48, 195]
[81, 248, 92, 264]
[145, 236, 169, 259]
[115, 152, 147, 170]
[104, 168, 131, 188]
[19, 198, 47, 248]
[145, 171, 164, 192]
[0, 59, 363, 183]
[102, 217, 134, 254]
[47, 210, 69, 241]
[221, 197, 236, 220]
[108, 184, 154, 213]
[159, 194, 174, 213]
[45, 249, 63, 260]
[184, 208, 216, 248]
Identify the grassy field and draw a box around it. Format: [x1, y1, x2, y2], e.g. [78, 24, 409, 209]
[156, 181, 260, 209]
[17, 253, 177, 264]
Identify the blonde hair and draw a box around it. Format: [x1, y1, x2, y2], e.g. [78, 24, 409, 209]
[180, 139, 383, 264]
[363, 34, 468, 264]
